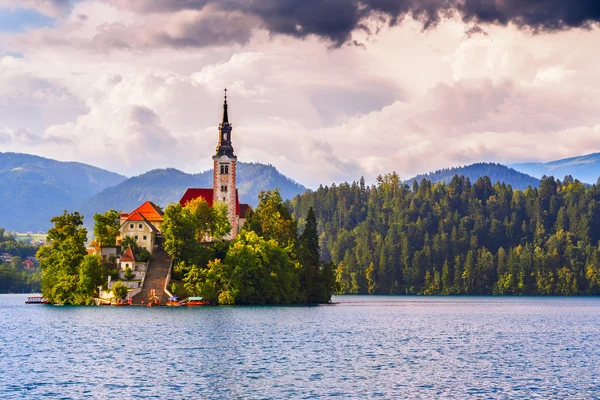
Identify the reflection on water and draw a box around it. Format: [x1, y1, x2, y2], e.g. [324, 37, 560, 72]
[1, 294, 599, 399]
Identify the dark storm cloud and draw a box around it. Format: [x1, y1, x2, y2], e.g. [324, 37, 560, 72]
[106, 0, 600, 46]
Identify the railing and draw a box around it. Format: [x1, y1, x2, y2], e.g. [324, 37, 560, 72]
[164, 259, 174, 298]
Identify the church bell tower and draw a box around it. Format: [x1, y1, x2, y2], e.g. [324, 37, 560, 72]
[213, 88, 238, 236]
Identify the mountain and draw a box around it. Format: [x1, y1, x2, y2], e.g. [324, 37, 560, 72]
[79, 162, 307, 221]
[408, 163, 540, 190]
[0, 153, 127, 232]
[511, 152, 600, 184]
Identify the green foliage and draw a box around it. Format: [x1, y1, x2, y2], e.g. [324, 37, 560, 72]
[288, 174, 600, 295]
[162, 198, 229, 266]
[243, 189, 297, 249]
[120, 236, 150, 262]
[178, 191, 336, 305]
[112, 281, 128, 300]
[93, 209, 120, 247]
[37, 212, 105, 304]
[124, 267, 134, 281]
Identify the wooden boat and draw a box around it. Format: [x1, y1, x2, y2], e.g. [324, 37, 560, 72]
[166, 296, 182, 306]
[186, 297, 210, 306]
[25, 296, 48, 305]
[113, 298, 131, 306]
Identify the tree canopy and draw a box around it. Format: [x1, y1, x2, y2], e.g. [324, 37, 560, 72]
[287, 173, 600, 295]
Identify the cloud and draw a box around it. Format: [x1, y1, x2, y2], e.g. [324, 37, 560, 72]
[315, 77, 600, 180]
[103, 0, 600, 47]
[0, 55, 88, 132]
[0, 0, 71, 17]
[89, 7, 256, 51]
[0, 127, 72, 146]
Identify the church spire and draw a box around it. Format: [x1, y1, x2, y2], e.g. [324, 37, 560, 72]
[216, 88, 235, 158]
[222, 88, 229, 124]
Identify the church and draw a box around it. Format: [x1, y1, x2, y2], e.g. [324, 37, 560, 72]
[179, 90, 250, 239]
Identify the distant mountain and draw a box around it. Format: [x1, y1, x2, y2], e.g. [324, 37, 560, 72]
[408, 163, 540, 190]
[79, 162, 307, 222]
[0, 153, 127, 232]
[511, 152, 600, 184]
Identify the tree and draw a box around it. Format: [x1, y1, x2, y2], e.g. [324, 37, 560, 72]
[112, 281, 128, 300]
[37, 211, 89, 305]
[93, 210, 120, 247]
[243, 189, 297, 249]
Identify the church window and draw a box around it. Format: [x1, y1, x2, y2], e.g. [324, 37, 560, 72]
[143, 236, 147, 240]
[130, 224, 134, 229]
[223, 132, 227, 140]
[223, 197, 226, 202]
[135, 236, 138, 240]
[220, 164, 229, 174]
[138, 224, 143, 229]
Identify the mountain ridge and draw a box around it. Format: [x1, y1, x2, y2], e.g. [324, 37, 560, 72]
[408, 162, 540, 190]
[511, 152, 600, 183]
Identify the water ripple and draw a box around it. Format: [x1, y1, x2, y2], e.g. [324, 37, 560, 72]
[1, 295, 600, 399]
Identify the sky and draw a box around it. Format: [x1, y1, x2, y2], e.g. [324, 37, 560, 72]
[1, 0, 600, 187]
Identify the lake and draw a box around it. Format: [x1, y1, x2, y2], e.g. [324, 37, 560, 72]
[1, 295, 599, 399]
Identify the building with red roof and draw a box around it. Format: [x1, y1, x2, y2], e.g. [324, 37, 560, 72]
[179, 90, 251, 239]
[118, 202, 163, 253]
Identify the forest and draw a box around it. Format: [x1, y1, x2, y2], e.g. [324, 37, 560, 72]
[0, 229, 40, 293]
[287, 173, 600, 295]
[164, 190, 336, 305]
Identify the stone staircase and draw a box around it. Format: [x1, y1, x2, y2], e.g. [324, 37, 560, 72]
[132, 236, 172, 305]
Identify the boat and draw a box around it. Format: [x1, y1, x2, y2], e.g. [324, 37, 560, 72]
[95, 298, 111, 306]
[25, 296, 49, 305]
[166, 296, 182, 306]
[185, 297, 210, 306]
[113, 298, 131, 306]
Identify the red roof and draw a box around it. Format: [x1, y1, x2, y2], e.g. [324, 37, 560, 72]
[180, 188, 214, 208]
[125, 211, 145, 221]
[120, 247, 135, 262]
[120, 212, 158, 232]
[179, 188, 248, 217]
[131, 201, 164, 221]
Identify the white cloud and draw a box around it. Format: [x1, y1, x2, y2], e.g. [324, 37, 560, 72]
[0, 4, 600, 188]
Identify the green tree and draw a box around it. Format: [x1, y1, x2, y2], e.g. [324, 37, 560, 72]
[112, 281, 128, 300]
[93, 210, 120, 247]
[37, 211, 89, 305]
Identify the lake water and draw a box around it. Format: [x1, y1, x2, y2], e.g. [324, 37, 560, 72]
[1, 295, 599, 399]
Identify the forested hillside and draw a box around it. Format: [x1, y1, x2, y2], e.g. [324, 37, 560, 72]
[0, 153, 127, 231]
[409, 163, 539, 190]
[288, 174, 600, 295]
[79, 162, 307, 219]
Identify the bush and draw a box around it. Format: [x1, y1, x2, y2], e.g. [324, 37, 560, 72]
[124, 267, 134, 281]
[112, 281, 128, 299]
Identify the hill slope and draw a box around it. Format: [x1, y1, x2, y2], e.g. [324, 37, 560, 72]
[0, 153, 127, 232]
[79, 162, 307, 220]
[511, 152, 600, 184]
[408, 163, 540, 190]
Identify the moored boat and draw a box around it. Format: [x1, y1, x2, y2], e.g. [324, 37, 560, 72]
[25, 296, 49, 305]
[113, 298, 131, 306]
[185, 296, 210, 306]
[166, 296, 182, 306]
